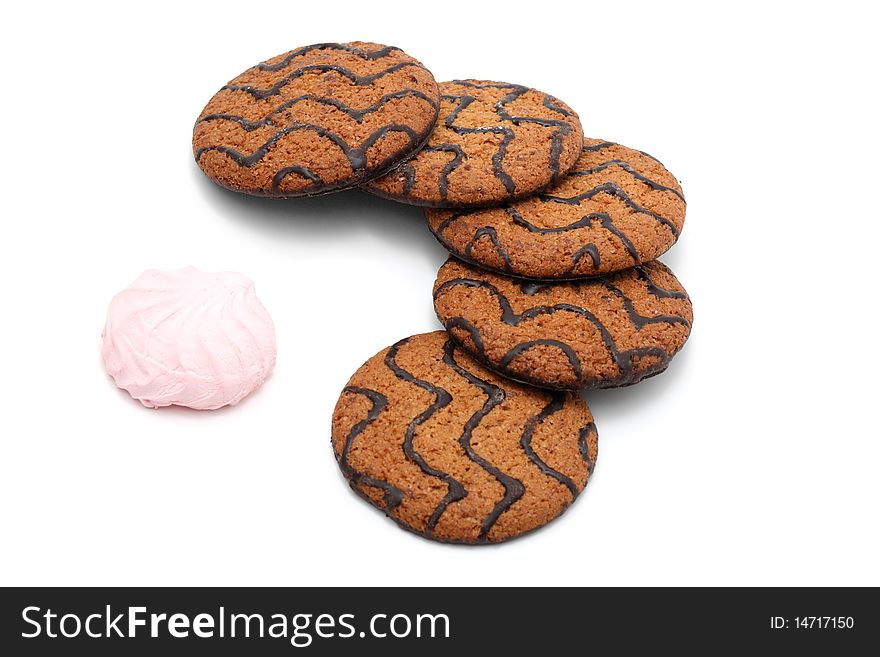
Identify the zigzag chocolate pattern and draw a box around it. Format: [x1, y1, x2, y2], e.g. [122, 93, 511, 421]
[433, 259, 693, 390]
[195, 122, 421, 190]
[197, 89, 439, 130]
[366, 80, 583, 207]
[541, 181, 680, 236]
[578, 423, 598, 473]
[384, 339, 466, 531]
[568, 159, 685, 202]
[440, 339, 525, 539]
[426, 138, 686, 278]
[455, 80, 574, 181]
[519, 395, 579, 496]
[505, 206, 641, 264]
[337, 386, 403, 510]
[256, 43, 402, 72]
[222, 61, 425, 101]
[441, 93, 517, 193]
[192, 42, 440, 197]
[332, 332, 596, 544]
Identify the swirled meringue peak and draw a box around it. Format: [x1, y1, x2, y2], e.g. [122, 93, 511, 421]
[102, 267, 276, 410]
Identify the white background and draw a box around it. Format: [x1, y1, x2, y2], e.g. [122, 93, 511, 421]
[1, 1, 878, 587]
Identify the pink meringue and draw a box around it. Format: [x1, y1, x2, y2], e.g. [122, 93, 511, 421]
[102, 267, 276, 410]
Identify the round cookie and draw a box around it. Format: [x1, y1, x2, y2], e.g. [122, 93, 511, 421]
[331, 331, 597, 544]
[433, 258, 692, 390]
[193, 42, 440, 197]
[426, 138, 686, 279]
[365, 80, 584, 207]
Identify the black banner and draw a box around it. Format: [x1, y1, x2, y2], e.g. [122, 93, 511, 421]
[1, 587, 875, 654]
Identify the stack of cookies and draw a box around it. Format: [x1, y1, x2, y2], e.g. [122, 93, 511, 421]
[193, 42, 693, 544]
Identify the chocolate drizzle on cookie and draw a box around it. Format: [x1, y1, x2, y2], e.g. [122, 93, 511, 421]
[337, 386, 402, 510]
[453, 80, 574, 180]
[195, 122, 422, 192]
[365, 80, 584, 208]
[332, 332, 597, 544]
[384, 339, 466, 530]
[440, 339, 526, 539]
[519, 394, 580, 496]
[257, 43, 403, 72]
[425, 138, 687, 279]
[192, 42, 441, 197]
[433, 259, 693, 390]
[198, 89, 439, 129]
[221, 62, 425, 101]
